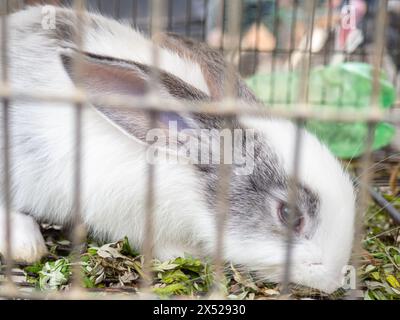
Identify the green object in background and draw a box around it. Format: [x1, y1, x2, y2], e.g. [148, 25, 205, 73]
[246, 62, 397, 159]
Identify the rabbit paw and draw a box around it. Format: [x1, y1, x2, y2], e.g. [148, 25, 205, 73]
[0, 212, 47, 263]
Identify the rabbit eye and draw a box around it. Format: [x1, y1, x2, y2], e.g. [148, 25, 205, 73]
[278, 202, 304, 232]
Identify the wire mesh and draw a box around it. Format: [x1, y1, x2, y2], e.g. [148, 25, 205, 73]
[0, 0, 399, 300]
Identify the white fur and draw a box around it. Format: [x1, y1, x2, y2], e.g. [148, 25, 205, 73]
[1, 6, 215, 262]
[10, 6, 210, 96]
[240, 116, 356, 293]
[0, 212, 48, 263]
[0, 6, 356, 294]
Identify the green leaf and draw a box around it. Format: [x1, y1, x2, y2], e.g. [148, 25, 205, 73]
[153, 283, 189, 297]
[121, 237, 139, 257]
[24, 262, 44, 275]
[83, 276, 96, 288]
[87, 248, 98, 256]
[364, 290, 374, 300]
[306, 121, 395, 159]
[160, 269, 189, 284]
[364, 265, 376, 274]
[386, 275, 400, 289]
[371, 290, 388, 300]
[246, 62, 397, 159]
[370, 272, 381, 281]
[152, 260, 179, 272]
[38, 258, 71, 290]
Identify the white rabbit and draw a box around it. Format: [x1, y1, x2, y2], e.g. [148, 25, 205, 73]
[0, 6, 356, 294]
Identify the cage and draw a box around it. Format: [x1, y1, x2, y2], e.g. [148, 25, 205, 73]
[0, 0, 399, 300]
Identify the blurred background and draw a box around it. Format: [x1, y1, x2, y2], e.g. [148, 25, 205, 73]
[16, 1, 399, 86]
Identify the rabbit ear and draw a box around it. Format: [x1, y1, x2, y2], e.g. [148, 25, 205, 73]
[60, 47, 211, 101]
[153, 33, 224, 99]
[153, 33, 258, 102]
[60, 47, 150, 97]
[59, 47, 196, 145]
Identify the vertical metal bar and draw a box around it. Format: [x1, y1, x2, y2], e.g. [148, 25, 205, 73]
[320, 0, 334, 105]
[212, 128, 232, 295]
[360, 0, 368, 63]
[282, 0, 316, 296]
[217, 0, 225, 51]
[202, 0, 209, 42]
[342, 0, 351, 64]
[223, 0, 241, 119]
[286, 0, 299, 105]
[185, 0, 192, 37]
[349, 0, 388, 300]
[132, 0, 138, 27]
[142, 109, 156, 288]
[252, 0, 262, 76]
[269, 0, 280, 105]
[0, 0, 14, 292]
[167, 0, 173, 32]
[281, 120, 304, 295]
[298, 0, 317, 105]
[370, 2, 387, 111]
[236, 0, 244, 75]
[337, 2, 347, 108]
[113, 0, 120, 19]
[212, 0, 241, 297]
[70, 0, 87, 294]
[96, 0, 102, 12]
[141, 0, 167, 291]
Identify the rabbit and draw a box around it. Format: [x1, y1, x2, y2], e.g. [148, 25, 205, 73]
[0, 6, 356, 294]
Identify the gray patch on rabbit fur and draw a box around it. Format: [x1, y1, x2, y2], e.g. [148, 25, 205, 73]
[154, 32, 260, 103]
[17, 5, 320, 239]
[68, 53, 322, 238]
[197, 131, 320, 239]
